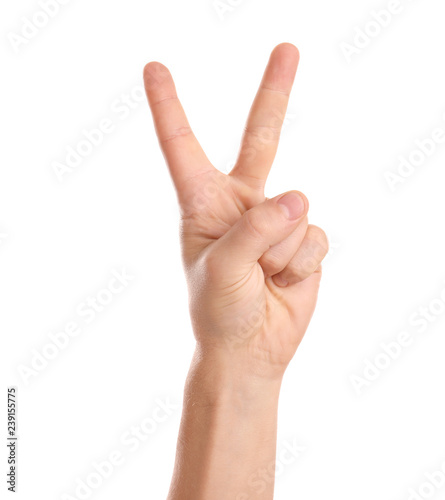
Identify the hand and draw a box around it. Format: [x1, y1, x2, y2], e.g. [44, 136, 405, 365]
[143, 43, 328, 382]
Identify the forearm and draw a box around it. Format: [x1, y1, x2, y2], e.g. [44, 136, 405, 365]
[167, 347, 283, 500]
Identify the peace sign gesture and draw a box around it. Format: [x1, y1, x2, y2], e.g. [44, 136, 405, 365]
[144, 43, 328, 378]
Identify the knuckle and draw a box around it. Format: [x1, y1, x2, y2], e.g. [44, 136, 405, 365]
[243, 125, 281, 145]
[306, 225, 329, 258]
[159, 126, 193, 144]
[283, 227, 329, 284]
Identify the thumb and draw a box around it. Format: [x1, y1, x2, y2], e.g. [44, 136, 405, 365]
[211, 191, 307, 275]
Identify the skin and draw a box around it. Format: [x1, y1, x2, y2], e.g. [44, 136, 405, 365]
[143, 43, 329, 500]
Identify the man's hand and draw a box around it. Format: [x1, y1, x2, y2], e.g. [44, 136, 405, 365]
[143, 43, 328, 381]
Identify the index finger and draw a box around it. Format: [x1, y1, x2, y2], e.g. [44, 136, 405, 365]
[143, 62, 213, 191]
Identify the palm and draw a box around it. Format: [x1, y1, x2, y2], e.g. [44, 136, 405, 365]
[144, 44, 327, 371]
[182, 169, 321, 367]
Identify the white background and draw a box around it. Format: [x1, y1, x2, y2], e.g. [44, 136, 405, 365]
[1, 0, 445, 499]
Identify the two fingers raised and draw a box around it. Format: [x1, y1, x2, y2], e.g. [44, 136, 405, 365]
[144, 43, 300, 202]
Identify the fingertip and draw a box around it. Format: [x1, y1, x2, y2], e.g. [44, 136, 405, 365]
[143, 61, 171, 90]
[270, 43, 300, 70]
[263, 43, 300, 92]
[272, 273, 289, 288]
[272, 42, 300, 60]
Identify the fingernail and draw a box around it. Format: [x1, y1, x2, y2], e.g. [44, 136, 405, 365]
[277, 192, 305, 220]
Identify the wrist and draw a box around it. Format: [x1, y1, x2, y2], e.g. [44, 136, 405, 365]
[184, 344, 283, 412]
[171, 345, 283, 500]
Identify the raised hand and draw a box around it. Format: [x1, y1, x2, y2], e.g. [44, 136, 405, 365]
[143, 43, 328, 381]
